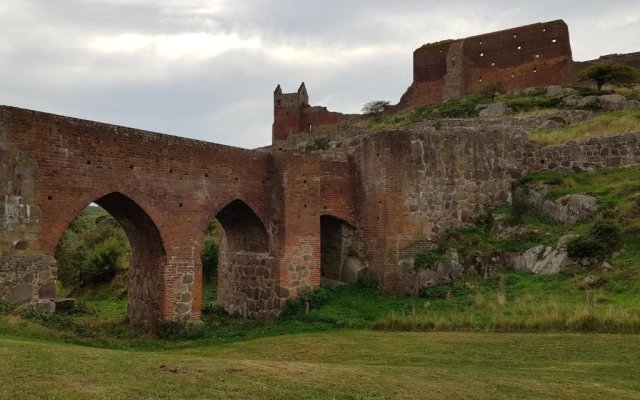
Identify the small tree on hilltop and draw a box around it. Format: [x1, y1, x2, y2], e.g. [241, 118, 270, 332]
[362, 100, 391, 114]
[479, 81, 505, 101]
[578, 62, 640, 91]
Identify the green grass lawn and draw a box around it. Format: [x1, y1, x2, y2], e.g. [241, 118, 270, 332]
[1, 330, 639, 400]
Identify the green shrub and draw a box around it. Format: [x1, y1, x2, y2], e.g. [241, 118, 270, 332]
[201, 238, 219, 283]
[566, 236, 602, 259]
[474, 211, 495, 233]
[429, 94, 488, 118]
[590, 222, 620, 250]
[506, 197, 529, 225]
[280, 286, 336, 318]
[156, 321, 206, 340]
[0, 299, 14, 315]
[505, 96, 562, 112]
[82, 237, 122, 285]
[419, 282, 470, 300]
[201, 302, 226, 316]
[414, 251, 449, 269]
[566, 222, 621, 259]
[356, 275, 379, 290]
[19, 307, 74, 330]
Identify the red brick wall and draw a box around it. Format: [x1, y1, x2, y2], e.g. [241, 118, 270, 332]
[0, 106, 363, 327]
[462, 20, 573, 94]
[398, 20, 574, 109]
[0, 106, 277, 328]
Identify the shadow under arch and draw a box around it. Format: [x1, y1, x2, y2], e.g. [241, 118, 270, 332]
[215, 199, 269, 254]
[320, 214, 363, 284]
[73, 192, 166, 330]
[213, 199, 279, 318]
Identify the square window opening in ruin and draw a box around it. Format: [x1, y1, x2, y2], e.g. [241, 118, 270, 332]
[479, 77, 483, 82]
[480, 52, 484, 57]
[517, 45, 522, 50]
[479, 41, 483, 45]
[542, 28, 546, 32]
[491, 62, 495, 66]
[513, 34, 517, 39]
[533, 67, 537, 73]
[535, 53, 540, 58]
[552, 39, 557, 43]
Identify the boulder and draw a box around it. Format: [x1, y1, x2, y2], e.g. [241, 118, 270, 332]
[513, 182, 598, 224]
[598, 94, 639, 110]
[545, 194, 599, 224]
[577, 96, 599, 108]
[478, 102, 508, 118]
[506, 235, 576, 275]
[534, 118, 566, 131]
[546, 86, 576, 97]
[5, 283, 33, 304]
[562, 95, 581, 107]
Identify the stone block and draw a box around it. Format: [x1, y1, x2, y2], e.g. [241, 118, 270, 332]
[5, 283, 33, 304]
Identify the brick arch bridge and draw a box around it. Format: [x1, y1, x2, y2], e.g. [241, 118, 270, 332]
[5, 106, 636, 329]
[0, 106, 357, 329]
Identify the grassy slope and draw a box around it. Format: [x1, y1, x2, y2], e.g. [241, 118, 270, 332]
[1, 331, 639, 400]
[529, 109, 640, 146]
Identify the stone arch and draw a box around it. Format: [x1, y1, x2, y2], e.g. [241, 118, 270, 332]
[56, 191, 166, 330]
[213, 199, 279, 318]
[320, 215, 365, 284]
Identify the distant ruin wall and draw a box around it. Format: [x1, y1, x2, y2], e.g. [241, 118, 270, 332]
[399, 20, 574, 108]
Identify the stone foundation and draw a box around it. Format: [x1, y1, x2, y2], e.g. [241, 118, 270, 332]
[0, 255, 57, 311]
[218, 250, 283, 319]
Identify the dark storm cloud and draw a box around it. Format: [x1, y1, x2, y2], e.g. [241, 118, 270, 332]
[0, 1, 638, 147]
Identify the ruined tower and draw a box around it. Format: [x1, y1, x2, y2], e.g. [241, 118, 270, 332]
[272, 82, 308, 142]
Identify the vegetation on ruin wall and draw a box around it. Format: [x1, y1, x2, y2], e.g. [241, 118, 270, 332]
[380, 165, 640, 331]
[366, 84, 639, 131]
[2, 332, 639, 399]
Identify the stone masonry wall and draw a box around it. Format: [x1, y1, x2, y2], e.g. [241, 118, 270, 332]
[351, 126, 640, 295]
[0, 255, 57, 311]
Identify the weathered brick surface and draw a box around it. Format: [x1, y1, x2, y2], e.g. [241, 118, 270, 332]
[398, 20, 574, 108]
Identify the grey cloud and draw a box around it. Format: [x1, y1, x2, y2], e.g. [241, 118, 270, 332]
[1, 1, 639, 148]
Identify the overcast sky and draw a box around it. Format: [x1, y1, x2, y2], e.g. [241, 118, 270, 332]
[1, 1, 639, 148]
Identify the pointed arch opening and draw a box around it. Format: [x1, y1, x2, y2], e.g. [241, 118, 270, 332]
[202, 199, 278, 319]
[54, 192, 165, 330]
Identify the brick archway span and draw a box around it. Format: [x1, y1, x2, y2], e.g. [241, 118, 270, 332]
[53, 191, 166, 330]
[215, 199, 269, 253]
[44, 186, 166, 256]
